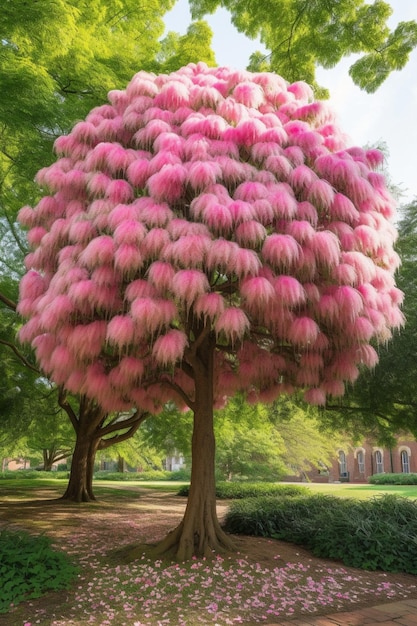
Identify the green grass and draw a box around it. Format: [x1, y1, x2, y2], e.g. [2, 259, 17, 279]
[301, 482, 417, 500]
[2, 475, 417, 501]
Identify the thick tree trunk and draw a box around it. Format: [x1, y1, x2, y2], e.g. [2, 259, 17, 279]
[61, 435, 100, 502]
[43, 449, 53, 471]
[60, 402, 103, 502]
[155, 332, 235, 560]
[118, 455, 126, 473]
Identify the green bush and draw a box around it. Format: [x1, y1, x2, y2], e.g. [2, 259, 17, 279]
[0, 470, 68, 480]
[223, 494, 417, 574]
[94, 470, 172, 481]
[369, 472, 417, 485]
[167, 468, 191, 481]
[177, 482, 308, 498]
[0, 528, 78, 613]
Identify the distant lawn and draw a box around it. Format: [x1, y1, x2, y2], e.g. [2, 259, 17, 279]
[0, 478, 185, 501]
[2, 477, 417, 501]
[302, 482, 417, 500]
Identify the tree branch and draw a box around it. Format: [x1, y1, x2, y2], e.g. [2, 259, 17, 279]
[0, 338, 39, 372]
[0, 292, 17, 311]
[98, 417, 145, 449]
[57, 389, 80, 432]
[98, 410, 149, 438]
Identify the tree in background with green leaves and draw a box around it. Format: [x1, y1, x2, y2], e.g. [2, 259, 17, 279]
[141, 396, 343, 481]
[190, 0, 417, 96]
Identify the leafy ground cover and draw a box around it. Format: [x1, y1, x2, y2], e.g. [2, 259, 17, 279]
[1, 482, 417, 625]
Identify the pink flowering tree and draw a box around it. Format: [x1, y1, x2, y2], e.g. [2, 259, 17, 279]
[18, 63, 403, 559]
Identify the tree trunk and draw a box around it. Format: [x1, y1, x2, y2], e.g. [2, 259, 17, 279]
[118, 455, 126, 473]
[60, 404, 103, 502]
[61, 434, 98, 502]
[155, 332, 235, 560]
[42, 448, 54, 471]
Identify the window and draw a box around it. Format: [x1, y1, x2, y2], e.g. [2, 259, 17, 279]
[401, 450, 410, 474]
[375, 450, 384, 474]
[339, 451, 348, 477]
[357, 450, 365, 474]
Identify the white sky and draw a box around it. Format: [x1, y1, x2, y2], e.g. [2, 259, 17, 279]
[164, 0, 417, 205]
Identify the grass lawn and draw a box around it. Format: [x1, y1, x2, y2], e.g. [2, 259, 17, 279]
[302, 481, 417, 500]
[2, 476, 417, 501]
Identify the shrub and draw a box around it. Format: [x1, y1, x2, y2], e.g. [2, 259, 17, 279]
[369, 472, 417, 485]
[177, 482, 308, 498]
[0, 470, 68, 480]
[94, 470, 171, 481]
[0, 528, 78, 613]
[223, 494, 417, 574]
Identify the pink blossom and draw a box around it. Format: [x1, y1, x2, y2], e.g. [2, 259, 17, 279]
[172, 269, 210, 307]
[152, 329, 188, 366]
[241, 276, 275, 309]
[232, 81, 264, 108]
[288, 316, 320, 346]
[79, 235, 115, 268]
[194, 292, 225, 322]
[310, 230, 340, 268]
[106, 315, 136, 348]
[262, 234, 301, 270]
[147, 261, 176, 292]
[273, 275, 306, 308]
[215, 307, 250, 344]
[304, 387, 326, 405]
[114, 243, 144, 275]
[235, 220, 267, 247]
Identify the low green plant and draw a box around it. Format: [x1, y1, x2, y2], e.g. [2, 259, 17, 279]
[223, 493, 417, 574]
[0, 528, 78, 613]
[369, 472, 417, 485]
[0, 470, 68, 480]
[177, 482, 308, 498]
[94, 470, 171, 481]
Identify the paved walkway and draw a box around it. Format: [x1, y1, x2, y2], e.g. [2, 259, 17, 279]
[269, 598, 417, 625]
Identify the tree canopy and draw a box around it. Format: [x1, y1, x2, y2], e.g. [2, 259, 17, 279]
[190, 0, 417, 95]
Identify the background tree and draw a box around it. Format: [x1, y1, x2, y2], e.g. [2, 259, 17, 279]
[189, 0, 417, 95]
[215, 397, 287, 481]
[18, 63, 403, 558]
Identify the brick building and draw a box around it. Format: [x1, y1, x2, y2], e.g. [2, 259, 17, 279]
[323, 437, 417, 483]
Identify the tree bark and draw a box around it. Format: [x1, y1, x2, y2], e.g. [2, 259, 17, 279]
[42, 448, 54, 471]
[61, 432, 100, 502]
[155, 330, 235, 560]
[60, 399, 104, 502]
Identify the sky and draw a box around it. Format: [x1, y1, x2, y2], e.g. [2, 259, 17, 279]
[163, 0, 417, 206]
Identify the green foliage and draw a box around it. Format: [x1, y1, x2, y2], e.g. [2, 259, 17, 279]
[0, 470, 69, 480]
[177, 481, 308, 498]
[224, 493, 417, 573]
[369, 473, 417, 485]
[0, 528, 78, 613]
[94, 470, 172, 481]
[214, 397, 287, 481]
[190, 0, 417, 95]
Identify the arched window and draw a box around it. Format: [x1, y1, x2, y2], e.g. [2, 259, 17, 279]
[375, 450, 384, 474]
[357, 450, 365, 474]
[401, 450, 410, 474]
[339, 450, 348, 477]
